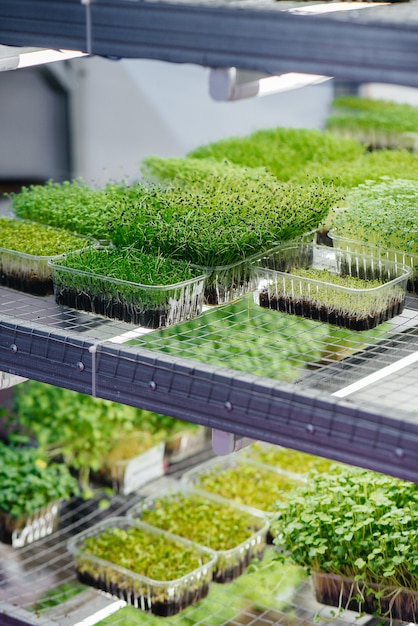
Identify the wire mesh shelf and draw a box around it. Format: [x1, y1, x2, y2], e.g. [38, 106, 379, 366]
[0, 480, 383, 626]
[0, 287, 417, 481]
[1, 287, 417, 622]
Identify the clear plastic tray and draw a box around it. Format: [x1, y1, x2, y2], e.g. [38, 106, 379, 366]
[251, 242, 411, 331]
[239, 442, 336, 478]
[0, 500, 60, 548]
[329, 231, 418, 295]
[312, 571, 418, 623]
[182, 455, 303, 517]
[192, 233, 321, 306]
[96, 442, 166, 495]
[163, 427, 210, 467]
[67, 516, 216, 616]
[0, 231, 91, 296]
[192, 255, 259, 306]
[126, 484, 269, 583]
[49, 257, 208, 328]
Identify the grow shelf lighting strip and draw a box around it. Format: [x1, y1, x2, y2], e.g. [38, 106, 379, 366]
[332, 350, 418, 398]
[72, 599, 127, 626]
[284, 2, 389, 15]
[109, 326, 155, 344]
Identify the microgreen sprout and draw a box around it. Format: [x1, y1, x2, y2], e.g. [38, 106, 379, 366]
[7, 179, 147, 239]
[51, 246, 207, 327]
[108, 174, 342, 268]
[134, 489, 267, 582]
[0, 439, 78, 520]
[188, 126, 418, 190]
[273, 465, 418, 623]
[326, 96, 418, 150]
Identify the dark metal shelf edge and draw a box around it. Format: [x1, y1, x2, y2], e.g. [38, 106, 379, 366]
[0, 317, 417, 482]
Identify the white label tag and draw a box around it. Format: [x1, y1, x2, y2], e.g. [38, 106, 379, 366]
[122, 443, 165, 495]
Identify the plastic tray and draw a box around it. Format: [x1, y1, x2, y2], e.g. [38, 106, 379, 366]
[329, 231, 418, 295]
[49, 256, 208, 328]
[239, 442, 336, 478]
[192, 232, 320, 306]
[0, 500, 60, 548]
[95, 442, 165, 495]
[312, 571, 418, 623]
[193, 255, 259, 306]
[251, 242, 411, 331]
[67, 516, 216, 616]
[182, 455, 303, 517]
[126, 484, 269, 583]
[163, 427, 210, 467]
[0, 231, 91, 296]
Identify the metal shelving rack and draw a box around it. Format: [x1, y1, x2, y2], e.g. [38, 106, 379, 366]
[1, 2, 418, 625]
[3, 0, 418, 88]
[1, 0, 418, 482]
[0, 287, 417, 482]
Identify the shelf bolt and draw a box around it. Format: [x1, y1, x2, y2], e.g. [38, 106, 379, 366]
[395, 447, 405, 459]
[224, 401, 233, 412]
[306, 423, 315, 434]
[149, 381, 157, 391]
[10, 343, 18, 353]
[76, 361, 85, 372]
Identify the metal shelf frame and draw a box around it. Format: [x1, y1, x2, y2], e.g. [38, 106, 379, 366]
[3, 0, 418, 89]
[1, 0, 418, 484]
[1, 6, 418, 626]
[0, 290, 417, 482]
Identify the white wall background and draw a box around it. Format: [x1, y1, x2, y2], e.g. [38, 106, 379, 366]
[71, 56, 334, 186]
[361, 83, 418, 106]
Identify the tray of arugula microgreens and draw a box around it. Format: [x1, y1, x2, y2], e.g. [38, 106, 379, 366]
[126, 484, 269, 583]
[49, 246, 208, 328]
[67, 517, 216, 616]
[0, 217, 91, 296]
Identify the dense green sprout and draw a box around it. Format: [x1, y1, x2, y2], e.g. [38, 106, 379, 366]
[326, 96, 418, 134]
[0, 440, 78, 519]
[188, 127, 364, 183]
[327, 178, 418, 254]
[57, 246, 202, 285]
[273, 465, 418, 591]
[188, 126, 418, 189]
[8, 179, 148, 239]
[0, 217, 87, 256]
[109, 176, 342, 267]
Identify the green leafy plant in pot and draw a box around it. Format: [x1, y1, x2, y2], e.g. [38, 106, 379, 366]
[0, 438, 78, 547]
[272, 465, 418, 623]
[11, 380, 198, 497]
[11, 381, 158, 497]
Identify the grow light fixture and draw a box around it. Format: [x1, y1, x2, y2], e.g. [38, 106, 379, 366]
[212, 429, 254, 455]
[0, 45, 87, 72]
[332, 350, 418, 398]
[209, 68, 332, 101]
